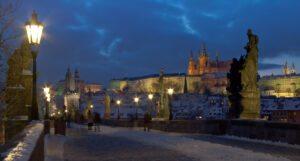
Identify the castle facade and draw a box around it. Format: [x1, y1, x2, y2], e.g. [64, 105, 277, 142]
[188, 43, 232, 75]
[259, 62, 299, 97]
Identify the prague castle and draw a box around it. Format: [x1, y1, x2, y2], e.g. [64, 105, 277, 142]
[188, 43, 232, 75]
[110, 43, 232, 95]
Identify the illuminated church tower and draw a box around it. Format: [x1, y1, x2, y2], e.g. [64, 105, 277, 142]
[187, 42, 231, 75]
[64, 66, 80, 111]
[291, 63, 296, 75]
[188, 50, 196, 75]
[283, 61, 290, 76]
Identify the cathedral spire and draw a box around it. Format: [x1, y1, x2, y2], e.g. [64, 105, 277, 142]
[75, 67, 80, 79]
[201, 41, 207, 56]
[291, 62, 296, 75]
[67, 65, 70, 74]
[283, 61, 290, 76]
[188, 50, 196, 75]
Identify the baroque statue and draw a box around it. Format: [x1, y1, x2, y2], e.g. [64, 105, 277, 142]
[239, 29, 260, 119]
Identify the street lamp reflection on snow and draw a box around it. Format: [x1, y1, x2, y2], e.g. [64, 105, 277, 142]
[117, 100, 121, 120]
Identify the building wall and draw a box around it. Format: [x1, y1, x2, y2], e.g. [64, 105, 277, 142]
[84, 83, 102, 93]
[110, 74, 227, 95]
[258, 75, 300, 97]
[64, 93, 80, 110]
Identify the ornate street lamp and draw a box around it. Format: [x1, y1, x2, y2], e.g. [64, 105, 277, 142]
[167, 88, 174, 120]
[25, 10, 44, 120]
[134, 97, 139, 120]
[148, 94, 153, 119]
[43, 86, 50, 119]
[117, 100, 121, 120]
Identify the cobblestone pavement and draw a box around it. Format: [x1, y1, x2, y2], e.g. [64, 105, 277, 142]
[63, 127, 196, 161]
[181, 134, 300, 161]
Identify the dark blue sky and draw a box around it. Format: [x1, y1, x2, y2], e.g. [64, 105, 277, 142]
[15, 0, 300, 87]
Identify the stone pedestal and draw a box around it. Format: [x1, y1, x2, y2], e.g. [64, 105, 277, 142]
[240, 90, 260, 119]
[54, 120, 66, 135]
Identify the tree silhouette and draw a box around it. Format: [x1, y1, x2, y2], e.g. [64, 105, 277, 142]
[226, 56, 245, 118]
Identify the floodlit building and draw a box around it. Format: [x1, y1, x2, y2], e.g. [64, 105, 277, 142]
[188, 43, 232, 76]
[259, 62, 299, 97]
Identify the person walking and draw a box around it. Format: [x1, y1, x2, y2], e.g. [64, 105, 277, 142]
[144, 111, 151, 132]
[87, 110, 93, 130]
[66, 113, 71, 128]
[94, 112, 101, 132]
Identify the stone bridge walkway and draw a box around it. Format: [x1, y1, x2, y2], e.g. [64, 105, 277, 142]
[45, 124, 297, 161]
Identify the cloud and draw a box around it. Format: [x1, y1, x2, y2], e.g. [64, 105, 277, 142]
[153, 0, 185, 11]
[227, 21, 234, 28]
[67, 25, 89, 31]
[180, 15, 199, 36]
[19, 0, 300, 87]
[99, 37, 122, 57]
[202, 12, 220, 19]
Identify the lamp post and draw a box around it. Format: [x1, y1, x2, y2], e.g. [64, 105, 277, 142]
[25, 10, 44, 120]
[148, 94, 153, 119]
[134, 97, 139, 120]
[167, 88, 174, 120]
[43, 87, 50, 119]
[117, 100, 121, 120]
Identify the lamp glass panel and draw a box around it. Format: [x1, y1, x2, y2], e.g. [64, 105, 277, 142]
[26, 25, 32, 43]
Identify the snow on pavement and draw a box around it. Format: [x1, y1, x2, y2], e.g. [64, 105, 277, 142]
[71, 124, 290, 161]
[45, 134, 67, 161]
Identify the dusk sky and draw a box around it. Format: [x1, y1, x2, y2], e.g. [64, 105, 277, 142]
[15, 0, 300, 87]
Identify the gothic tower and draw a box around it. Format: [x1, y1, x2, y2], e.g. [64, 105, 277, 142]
[197, 50, 202, 75]
[65, 65, 71, 92]
[291, 63, 296, 75]
[283, 61, 290, 76]
[188, 50, 196, 75]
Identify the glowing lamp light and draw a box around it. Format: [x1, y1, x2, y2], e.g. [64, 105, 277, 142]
[168, 88, 174, 95]
[43, 87, 50, 94]
[90, 105, 94, 108]
[134, 97, 139, 103]
[65, 109, 68, 113]
[117, 100, 121, 105]
[46, 93, 50, 98]
[58, 111, 61, 115]
[25, 10, 44, 45]
[148, 94, 153, 100]
[46, 97, 50, 102]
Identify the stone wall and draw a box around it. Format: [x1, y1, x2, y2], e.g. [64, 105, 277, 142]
[29, 129, 44, 161]
[110, 74, 227, 95]
[228, 120, 300, 144]
[101, 119, 300, 145]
